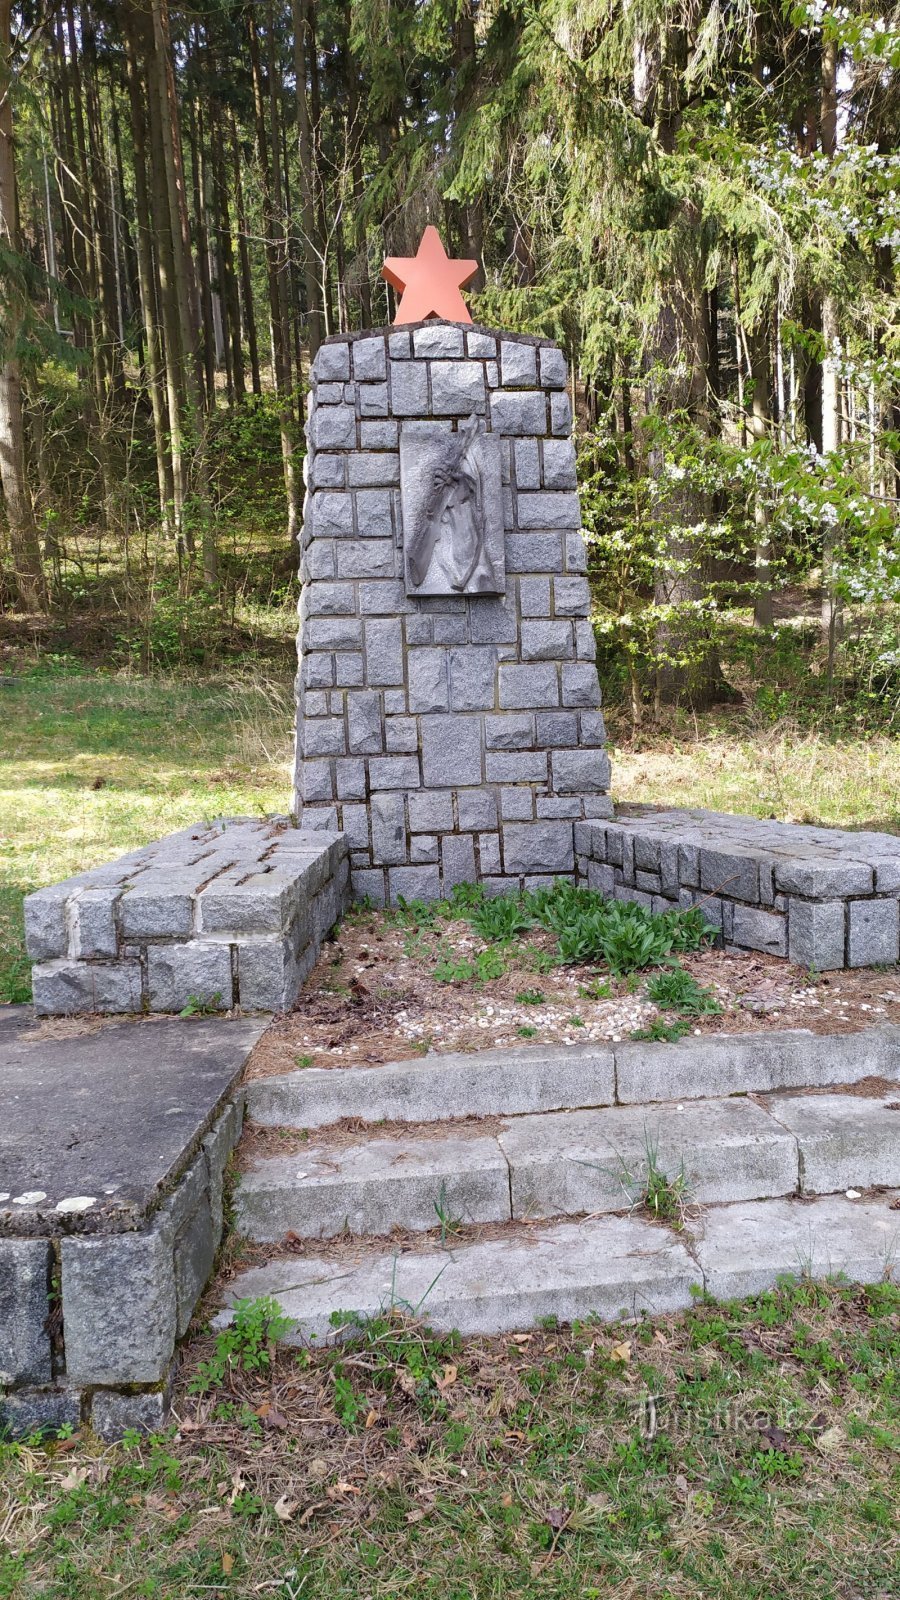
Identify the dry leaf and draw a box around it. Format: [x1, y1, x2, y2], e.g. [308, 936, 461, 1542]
[334, 1479, 362, 1496]
[610, 1341, 631, 1364]
[653, 1330, 668, 1345]
[545, 1506, 569, 1532]
[436, 1362, 458, 1391]
[222, 1552, 234, 1575]
[227, 1472, 246, 1507]
[512, 1333, 532, 1346]
[406, 1507, 428, 1523]
[273, 1495, 297, 1522]
[60, 1466, 89, 1491]
[501, 1493, 513, 1508]
[53, 1431, 82, 1452]
[365, 1409, 378, 1429]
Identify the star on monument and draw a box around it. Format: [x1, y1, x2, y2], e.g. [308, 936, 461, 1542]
[382, 226, 479, 325]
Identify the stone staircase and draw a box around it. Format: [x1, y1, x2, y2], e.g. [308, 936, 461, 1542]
[214, 1028, 900, 1341]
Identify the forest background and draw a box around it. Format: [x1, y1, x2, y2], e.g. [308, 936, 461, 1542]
[1, 0, 900, 1001]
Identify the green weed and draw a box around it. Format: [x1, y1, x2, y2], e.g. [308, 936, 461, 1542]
[179, 991, 223, 1017]
[525, 880, 718, 974]
[475, 946, 505, 981]
[468, 893, 534, 943]
[578, 976, 613, 999]
[632, 1016, 692, 1042]
[642, 1153, 690, 1228]
[189, 1297, 293, 1394]
[645, 965, 722, 1015]
[433, 952, 475, 984]
[434, 1182, 464, 1243]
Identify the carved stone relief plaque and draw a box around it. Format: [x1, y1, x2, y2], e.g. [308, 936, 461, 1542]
[400, 417, 505, 597]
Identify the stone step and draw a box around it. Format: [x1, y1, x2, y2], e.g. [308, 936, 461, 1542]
[235, 1131, 510, 1243]
[234, 1091, 900, 1243]
[243, 1025, 900, 1131]
[501, 1097, 798, 1219]
[215, 1191, 900, 1341]
[762, 1090, 900, 1194]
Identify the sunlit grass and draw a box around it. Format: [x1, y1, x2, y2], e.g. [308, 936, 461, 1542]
[0, 669, 293, 1002]
[612, 721, 900, 832]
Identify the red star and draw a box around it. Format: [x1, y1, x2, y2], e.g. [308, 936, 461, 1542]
[382, 226, 479, 325]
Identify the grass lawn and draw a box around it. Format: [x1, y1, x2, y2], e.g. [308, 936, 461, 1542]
[612, 718, 900, 832]
[0, 666, 293, 1003]
[1, 1280, 898, 1598]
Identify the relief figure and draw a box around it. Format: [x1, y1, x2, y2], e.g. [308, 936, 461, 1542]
[406, 417, 502, 594]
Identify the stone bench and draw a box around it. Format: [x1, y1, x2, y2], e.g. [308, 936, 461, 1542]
[576, 805, 900, 970]
[25, 818, 349, 1016]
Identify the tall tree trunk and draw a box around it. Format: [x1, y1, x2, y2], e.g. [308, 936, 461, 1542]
[292, 0, 324, 357]
[137, 0, 188, 551]
[151, 0, 204, 415]
[65, 0, 113, 519]
[343, 21, 372, 327]
[820, 35, 841, 660]
[124, 13, 174, 535]
[230, 112, 261, 394]
[210, 100, 244, 401]
[644, 67, 729, 708]
[150, 0, 217, 582]
[81, 5, 124, 397]
[249, 5, 298, 541]
[454, 3, 484, 290]
[110, 89, 140, 338]
[188, 85, 216, 408]
[749, 325, 774, 628]
[51, 13, 86, 344]
[0, 0, 47, 610]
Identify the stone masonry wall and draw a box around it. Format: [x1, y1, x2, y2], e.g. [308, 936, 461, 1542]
[25, 819, 349, 1016]
[295, 321, 611, 905]
[578, 806, 900, 971]
[1, 1100, 240, 1440]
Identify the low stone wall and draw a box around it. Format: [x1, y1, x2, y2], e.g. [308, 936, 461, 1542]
[1, 1099, 240, 1439]
[577, 806, 900, 970]
[25, 818, 349, 1016]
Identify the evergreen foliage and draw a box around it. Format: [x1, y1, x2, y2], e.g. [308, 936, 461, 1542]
[0, 3, 897, 715]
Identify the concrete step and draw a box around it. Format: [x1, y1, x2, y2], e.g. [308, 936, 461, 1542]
[243, 1025, 900, 1131]
[762, 1090, 900, 1194]
[234, 1090, 900, 1243]
[215, 1191, 900, 1341]
[501, 1097, 798, 1219]
[235, 1130, 510, 1243]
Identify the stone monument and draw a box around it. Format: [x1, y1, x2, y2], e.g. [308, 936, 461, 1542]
[294, 228, 611, 905]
